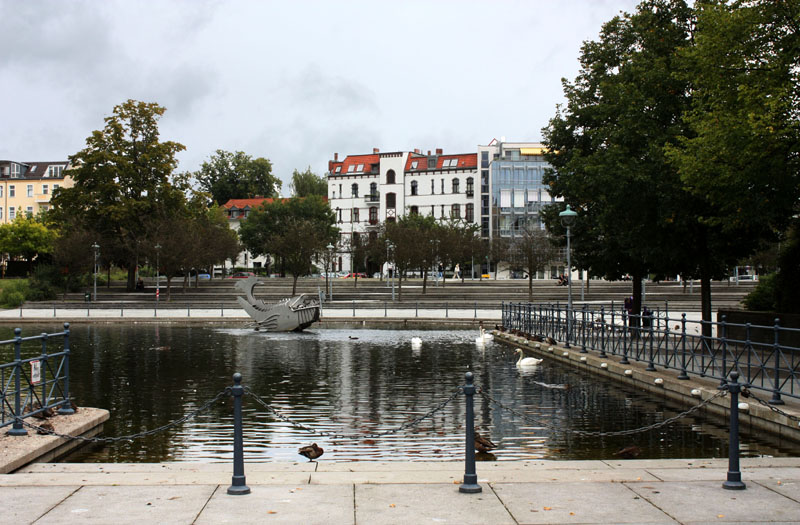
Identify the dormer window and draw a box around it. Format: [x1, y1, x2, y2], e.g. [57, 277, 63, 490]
[411, 161, 418, 170]
[347, 165, 355, 173]
[443, 159, 458, 168]
[48, 165, 63, 177]
[356, 164, 364, 172]
[335, 166, 341, 173]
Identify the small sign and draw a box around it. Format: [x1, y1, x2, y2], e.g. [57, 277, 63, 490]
[31, 360, 41, 384]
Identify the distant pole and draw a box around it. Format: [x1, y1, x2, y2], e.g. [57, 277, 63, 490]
[91, 242, 100, 302]
[155, 243, 161, 309]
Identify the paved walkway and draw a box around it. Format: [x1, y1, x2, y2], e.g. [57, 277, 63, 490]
[1, 458, 799, 524]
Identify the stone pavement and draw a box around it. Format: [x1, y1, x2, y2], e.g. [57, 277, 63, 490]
[1, 458, 799, 524]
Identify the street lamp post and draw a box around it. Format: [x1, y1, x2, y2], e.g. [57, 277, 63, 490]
[91, 242, 100, 302]
[387, 241, 395, 301]
[155, 243, 161, 308]
[559, 205, 578, 348]
[327, 243, 335, 301]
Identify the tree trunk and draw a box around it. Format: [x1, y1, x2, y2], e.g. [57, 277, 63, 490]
[397, 270, 403, 300]
[700, 273, 712, 338]
[422, 268, 428, 294]
[629, 272, 642, 330]
[166, 276, 173, 301]
[292, 275, 298, 295]
[127, 264, 136, 292]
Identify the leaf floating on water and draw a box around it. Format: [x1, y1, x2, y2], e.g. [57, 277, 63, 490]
[363, 439, 376, 445]
[717, 515, 725, 518]
[268, 511, 277, 514]
[543, 507, 552, 511]
[389, 503, 396, 508]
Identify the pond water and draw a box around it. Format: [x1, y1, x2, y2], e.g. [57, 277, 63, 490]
[3, 323, 799, 463]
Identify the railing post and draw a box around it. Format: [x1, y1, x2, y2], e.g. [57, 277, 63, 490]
[416, 302, 418, 318]
[599, 306, 607, 357]
[723, 371, 746, 490]
[474, 301, 477, 319]
[580, 304, 587, 353]
[459, 371, 481, 494]
[646, 317, 656, 371]
[8, 328, 26, 436]
[769, 318, 784, 405]
[40, 334, 48, 411]
[59, 323, 74, 414]
[227, 372, 250, 495]
[352, 300, 355, 317]
[620, 311, 630, 364]
[446, 302, 448, 318]
[719, 315, 728, 389]
[677, 313, 690, 380]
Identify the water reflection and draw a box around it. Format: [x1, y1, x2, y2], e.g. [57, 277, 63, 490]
[2, 324, 798, 462]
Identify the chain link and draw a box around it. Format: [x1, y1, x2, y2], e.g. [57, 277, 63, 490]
[18, 389, 231, 444]
[244, 386, 462, 441]
[742, 388, 800, 423]
[479, 387, 728, 437]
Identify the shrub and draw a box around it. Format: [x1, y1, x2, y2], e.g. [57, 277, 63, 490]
[0, 279, 28, 308]
[742, 273, 777, 312]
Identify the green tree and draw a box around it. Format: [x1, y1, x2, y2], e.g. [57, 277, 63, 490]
[290, 166, 328, 197]
[510, 227, 560, 300]
[542, 0, 700, 325]
[50, 99, 186, 291]
[239, 196, 337, 294]
[195, 150, 281, 205]
[0, 215, 56, 273]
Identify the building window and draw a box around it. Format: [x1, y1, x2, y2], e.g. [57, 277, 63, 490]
[353, 208, 360, 223]
[370, 182, 377, 197]
[428, 157, 436, 169]
[48, 165, 63, 177]
[9, 185, 15, 198]
[42, 184, 49, 195]
[336, 207, 342, 222]
[0, 207, 3, 220]
[466, 203, 474, 222]
[431, 180, 435, 194]
[27, 185, 33, 197]
[452, 178, 459, 193]
[443, 158, 458, 168]
[11, 164, 20, 177]
[231, 209, 240, 218]
[0, 186, 3, 198]
[410, 180, 418, 196]
[347, 165, 355, 173]
[356, 164, 364, 172]
[53, 184, 59, 191]
[334, 166, 341, 173]
[466, 177, 474, 195]
[411, 160, 418, 170]
[441, 179, 444, 193]
[410, 206, 419, 215]
[26, 206, 33, 217]
[481, 151, 489, 168]
[351, 183, 359, 198]
[369, 207, 378, 224]
[386, 170, 396, 184]
[451, 204, 460, 219]
[9, 207, 15, 220]
[386, 192, 396, 209]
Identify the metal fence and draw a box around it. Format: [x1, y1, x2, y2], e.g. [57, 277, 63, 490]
[1, 323, 73, 433]
[502, 302, 800, 401]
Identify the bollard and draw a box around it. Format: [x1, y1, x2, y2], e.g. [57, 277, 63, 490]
[59, 323, 74, 414]
[9, 328, 26, 435]
[459, 371, 482, 494]
[474, 301, 477, 319]
[723, 371, 746, 490]
[227, 373, 250, 495]
[384, 301, 387, 317]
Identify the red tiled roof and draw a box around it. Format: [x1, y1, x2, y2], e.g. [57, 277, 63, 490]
[405, 153, 477, 172]
[222, 197, 279, 210]
[328, 154, 380, 176]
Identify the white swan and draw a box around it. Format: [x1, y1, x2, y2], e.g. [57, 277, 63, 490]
[479, 327, 493, 341]
[515, 348, 543, 367]
[411, 336, 422, 346]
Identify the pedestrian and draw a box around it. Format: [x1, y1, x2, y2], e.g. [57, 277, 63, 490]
[454, 264, 461, 279]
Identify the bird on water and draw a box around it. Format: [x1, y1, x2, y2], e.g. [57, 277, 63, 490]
[474, 430, 498, 453]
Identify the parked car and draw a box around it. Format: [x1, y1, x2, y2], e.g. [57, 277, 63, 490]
[226, 271, 256, 279]
[341, 272, 367, 278]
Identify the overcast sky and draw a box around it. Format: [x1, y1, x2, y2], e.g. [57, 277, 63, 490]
[1, 0, 640, 194]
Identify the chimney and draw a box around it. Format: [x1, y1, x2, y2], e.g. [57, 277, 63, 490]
[334, 152, 338, 161]
[435, 148, 443, 155]
[373, 148, 380, 154]
[414, 148, 420, 154]
[427, 150, 431, 155]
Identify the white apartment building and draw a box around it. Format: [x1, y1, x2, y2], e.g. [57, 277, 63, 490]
[327, 148, 478, 274]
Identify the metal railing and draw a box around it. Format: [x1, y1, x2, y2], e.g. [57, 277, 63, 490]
[1, 323, 73, 433]
[502, 302, 800, 400]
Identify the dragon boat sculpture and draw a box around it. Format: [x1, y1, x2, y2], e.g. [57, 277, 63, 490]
[235, 276, 320, 331]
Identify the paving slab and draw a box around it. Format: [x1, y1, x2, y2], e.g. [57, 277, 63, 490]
[0, 485, 80, 523]
[647, 467, 800, 482]
[492, 481, 676, 524]
[315, 459, 610, 471]
[752, 478, 800, 501]
[626, 480, 800, 524]
[18, 461, 314, 473]
[604, 458, 726, 470]
[0, 470, 311, 486]
[197, 484, 354, 525]
[354, 483, 515, 525]
[310, 469, 463, 484]
[475, 468, 659, 483]
[35, 484, 216, 525]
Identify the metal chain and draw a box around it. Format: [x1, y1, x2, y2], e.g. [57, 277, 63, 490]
[742, 388, 800, 423]
[18, 389, 231, 444]
[479, 388, 728, 437]
[244, 386, 462, 441]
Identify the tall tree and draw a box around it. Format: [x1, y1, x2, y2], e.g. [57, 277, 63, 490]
[194, 150, 281, 205]
[50, 100, 186, 290]
[290, 166, 328, 197]
[239, 196, 337, 294]
[542, 0, 698, 325]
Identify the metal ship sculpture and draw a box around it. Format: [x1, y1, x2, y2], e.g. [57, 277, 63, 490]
[235, 276, 320, 331]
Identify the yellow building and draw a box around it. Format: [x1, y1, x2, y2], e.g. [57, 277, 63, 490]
[0, 160, 75, 223]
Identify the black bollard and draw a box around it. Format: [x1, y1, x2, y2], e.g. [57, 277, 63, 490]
[723, 371, 746, 490]
[227, 373, 251, 495]
[459, 372, 482, 494]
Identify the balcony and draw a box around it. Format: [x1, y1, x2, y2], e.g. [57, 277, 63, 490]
[364, 192, 380, 203]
